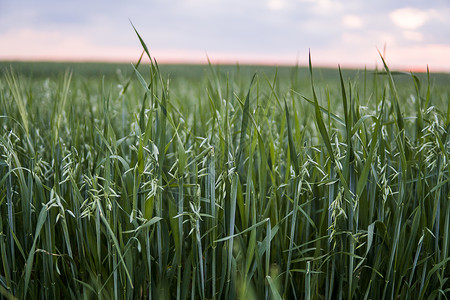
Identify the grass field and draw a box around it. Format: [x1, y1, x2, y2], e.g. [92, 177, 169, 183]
[1, 38, 449, 299]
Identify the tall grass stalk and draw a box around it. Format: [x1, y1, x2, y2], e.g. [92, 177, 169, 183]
[0, 32, 449, 299]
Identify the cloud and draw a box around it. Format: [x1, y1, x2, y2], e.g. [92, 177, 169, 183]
[0, 29, 139, 61]
[267, 0, 286, 11]
[402, 30, 423, 42]
[0, 0, 449, 71]
[342, 15, 364, 29]
[386, 43, 450, 72]
[389, 7, 432, 30]
[305, 0, 344, 14]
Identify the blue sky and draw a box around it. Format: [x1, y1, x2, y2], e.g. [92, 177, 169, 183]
[1, 0, 449, 71]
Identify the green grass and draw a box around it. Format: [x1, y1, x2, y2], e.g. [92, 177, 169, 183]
[1, 36, 449, 299]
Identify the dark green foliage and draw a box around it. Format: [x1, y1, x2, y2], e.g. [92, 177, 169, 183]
[0, 50, 449, 299]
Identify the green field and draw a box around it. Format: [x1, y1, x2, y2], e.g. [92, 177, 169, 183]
[1, 45, 449, 299]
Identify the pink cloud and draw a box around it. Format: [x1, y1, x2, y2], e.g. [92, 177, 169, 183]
[1, 28, 449, 72]
[0, 29, 140, 62]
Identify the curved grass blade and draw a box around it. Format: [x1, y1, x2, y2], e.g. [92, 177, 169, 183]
[24, 205, 48, 298]
[236, 73, 256, 167]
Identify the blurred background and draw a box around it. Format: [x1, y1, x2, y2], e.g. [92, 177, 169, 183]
[1, 0, 449, 72]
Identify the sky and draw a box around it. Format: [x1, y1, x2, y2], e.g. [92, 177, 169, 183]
[1, 0, 450, 71]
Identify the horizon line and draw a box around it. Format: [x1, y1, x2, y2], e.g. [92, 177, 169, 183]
[1, 56, 447, 74]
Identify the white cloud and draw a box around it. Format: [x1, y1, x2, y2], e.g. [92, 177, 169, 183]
[341, 32, 366, 44]
[403, 30, 423, 42]
[386, 44, 450, 72]
[294, 0, 343, 14]
[267, 0, 286, 11]
[1, 0, 450, 71]
[0, 29, 140, 61]
[389, 7, 430, 30]
[342, 15, 364, 29]
[313, 0, 343, 14]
